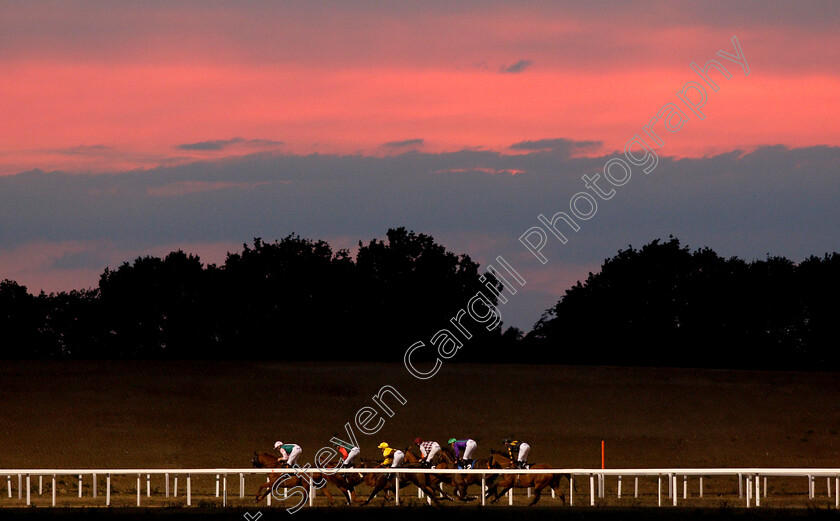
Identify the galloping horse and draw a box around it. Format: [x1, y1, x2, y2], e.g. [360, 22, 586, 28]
[404, 447, 489, 501]
[251, 451, 357, 505]
[402, 447, 456, 499]
[483, 450, 567, 506]
[435, 449, 495, 501]
[359, 456, 451, 506]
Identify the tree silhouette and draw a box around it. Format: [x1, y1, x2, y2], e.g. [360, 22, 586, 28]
[529, 237, 837, 368]
[97, 251, 215, 358]
[3, 232, 838, 367]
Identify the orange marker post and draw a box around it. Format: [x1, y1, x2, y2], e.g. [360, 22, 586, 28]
[601, 440, 605, 469]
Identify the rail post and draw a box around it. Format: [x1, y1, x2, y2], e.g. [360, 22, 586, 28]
[590, 474, 595, 506]
[165, 472, 169, 498]
[137, 474, 141, 506]
[25, 474, 30, 506]
[657, 474, 662, 507]
[481, 474, 486, 506]
[672, 474, 677, 506]
[744, 474, 752, 508]
[79, 474, 83, 498]
[146, 473, 151, 497]
[52, 474, 57, 506]
[308, 473, 314, 507]
[105, 474, 110, 506]
[395, 475, 400, 506]
[186, 474, 191, 506]
[93, 473, 97, 498]
[569, 474, 574, 506]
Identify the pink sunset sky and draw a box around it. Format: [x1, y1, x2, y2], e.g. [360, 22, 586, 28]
[2, 2, 838, 173]
[2, 1, 839, 331]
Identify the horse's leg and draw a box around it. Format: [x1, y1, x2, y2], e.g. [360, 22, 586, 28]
[491, 476, 513, 502]
[549, 474, 566, 505]
[529, 486, 543, 506]
[334, 482, 352, 506]
[528, 478, 547, 507]
[455, 476, 467, 501]
[362, 476, 388, 506]
[433, 478, 455, 501]
[483, 482, 497, 501]
[420, 482, 443, 506]
[254, 484, 266, 503]
[491, 485, 513, 504]
[255, 480, 272, 503]
[457, 481, 470, 501]
[322, 485, 333, 506]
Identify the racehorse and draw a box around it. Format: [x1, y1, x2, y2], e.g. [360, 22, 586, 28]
[404, 446, 488, 501]
[435, 448, 495, 501]
[358, 456, 451, 506]
[483, 450, 567, 506]
[402, 447, 453, 499]
[251, 451, 358, 505]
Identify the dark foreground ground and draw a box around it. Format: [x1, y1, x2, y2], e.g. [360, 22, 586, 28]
[2, 506, 840, 521]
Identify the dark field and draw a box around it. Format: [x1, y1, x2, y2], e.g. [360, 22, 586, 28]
[3, 361, 840, 513]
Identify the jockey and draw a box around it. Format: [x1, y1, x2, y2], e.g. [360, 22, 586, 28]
[334, 439, 360, 468]
[378, 442, 404, 468]
[503, 437, 531, 468]
[448, 438, 477, 469]
[274, 441, 302, 467]
[414, 437, 440, 467]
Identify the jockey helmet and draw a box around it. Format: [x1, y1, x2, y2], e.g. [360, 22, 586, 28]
[413, 437, 422, 445]
[274, 441, 283, 449]
[447, 438, 457, 444]
[378, 442, 389, 449]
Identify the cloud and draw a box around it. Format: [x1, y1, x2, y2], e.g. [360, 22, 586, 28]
[177, 138, 283, 151]
[147, 180, 285, 197]
[501, 59, 532, 73]
[41, 144, 112, 156]
[383, 138, 424, 148]
[510, 138, 602, 157]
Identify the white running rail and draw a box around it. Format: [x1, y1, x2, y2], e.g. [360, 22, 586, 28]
[2, 467, 839, 509]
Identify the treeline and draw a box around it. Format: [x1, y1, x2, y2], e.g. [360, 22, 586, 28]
[527, 237, 840, 369]
[0, 228, 514, 360]
[2, 232, 839, 368]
